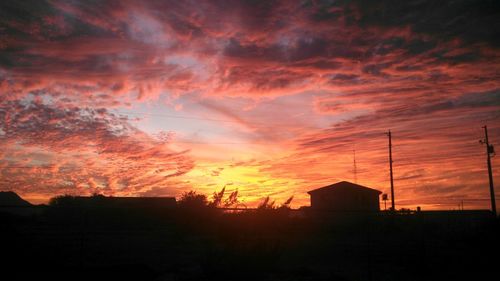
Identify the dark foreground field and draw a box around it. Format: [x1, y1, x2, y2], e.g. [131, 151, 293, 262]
[1, 207, 498, 281]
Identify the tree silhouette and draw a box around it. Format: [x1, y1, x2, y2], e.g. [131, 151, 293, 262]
[223, 189, 239, 207]
[257, 196, 276, 210]
[279, 196, 294, 210]
[208, 187, 240, 208]
[177, 191, 208, 210]
[49, 195, 76, 207]
[209, 187, 226, 208]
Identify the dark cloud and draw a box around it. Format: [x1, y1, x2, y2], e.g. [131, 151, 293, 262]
[328, 74, 359, 81]
[406, 39, 437, 55]
[0, 0, 498, 99]
[349, 0, 500, 47]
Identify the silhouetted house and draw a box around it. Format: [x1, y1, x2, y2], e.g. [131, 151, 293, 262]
[59, 195, 176, 209]
[99, 196, 177, 209]
[308, 181, 381, 212]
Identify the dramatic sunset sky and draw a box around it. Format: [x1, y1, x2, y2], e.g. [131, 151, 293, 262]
[0, 0, 499, 210]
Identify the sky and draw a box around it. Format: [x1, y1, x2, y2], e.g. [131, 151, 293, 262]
[0, 0, 499, 210]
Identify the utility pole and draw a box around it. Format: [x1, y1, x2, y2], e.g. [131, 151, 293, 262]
[480, 125, 496, 216]
[386, 130, 395, 211]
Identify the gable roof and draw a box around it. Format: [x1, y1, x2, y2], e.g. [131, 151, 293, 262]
[308, 181, 382, 195]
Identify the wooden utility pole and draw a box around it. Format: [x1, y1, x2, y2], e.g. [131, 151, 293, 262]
[481, 125, 496, 216]
[386, 130, 395, 211]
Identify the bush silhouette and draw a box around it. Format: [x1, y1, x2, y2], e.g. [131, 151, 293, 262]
[177, 190, 209, 210]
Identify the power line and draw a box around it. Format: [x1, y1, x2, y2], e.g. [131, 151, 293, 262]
[114, 110, 299, 128]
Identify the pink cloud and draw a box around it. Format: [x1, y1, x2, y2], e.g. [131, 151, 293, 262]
[0, 99, 194, 200]
[0, 0, 499, 209]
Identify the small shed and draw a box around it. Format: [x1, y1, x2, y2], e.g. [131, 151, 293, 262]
[308, 181, 381, 212]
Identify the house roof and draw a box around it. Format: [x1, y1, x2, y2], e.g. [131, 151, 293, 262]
[74, 196, 176, 202]
[308, 181, 382, 195]
[70, 196, 176, 207]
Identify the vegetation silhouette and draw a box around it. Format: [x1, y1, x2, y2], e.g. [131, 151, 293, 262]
[1, 191, 499, 281]
[208, 186, 240, 208]
[178, 190, 209, 209]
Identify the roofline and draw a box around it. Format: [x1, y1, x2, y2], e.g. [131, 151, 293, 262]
[308, 181, 382, 195]
[73, 196, 176, 200]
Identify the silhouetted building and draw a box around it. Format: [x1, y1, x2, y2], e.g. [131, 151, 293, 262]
[57, 195, 176, 209]
[308, 181, 381, 212]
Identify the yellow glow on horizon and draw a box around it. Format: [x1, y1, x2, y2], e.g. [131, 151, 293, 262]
[185, 163, 302, 207]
